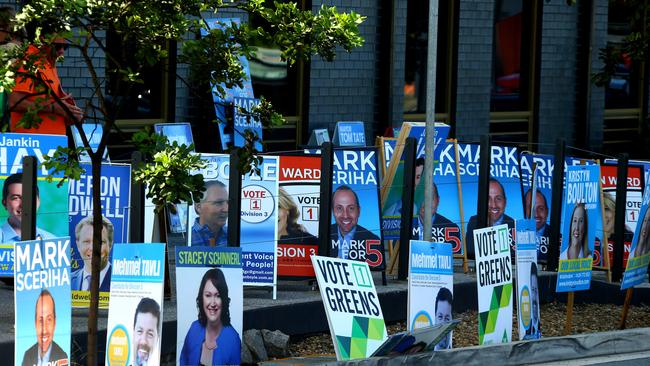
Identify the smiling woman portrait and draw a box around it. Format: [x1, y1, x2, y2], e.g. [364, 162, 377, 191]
[561, 203, 590, 260]
[180, 268, 241, 365]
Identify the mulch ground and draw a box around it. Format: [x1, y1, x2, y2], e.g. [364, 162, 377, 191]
[287, 302, 650, 356]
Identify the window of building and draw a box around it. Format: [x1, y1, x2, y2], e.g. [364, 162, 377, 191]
[605, 0, 640, 110]
[490, 0, 532, 112]
[602, 0, 646, 155]
[247, 0, 308, 149]
[403, 0, 455, 123]
[105, 31, 167, 121]
[489, 0, 539, 147]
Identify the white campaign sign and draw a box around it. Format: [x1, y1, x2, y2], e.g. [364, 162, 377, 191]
[311, 255, 387, 360]
[473, 224, 513, 345]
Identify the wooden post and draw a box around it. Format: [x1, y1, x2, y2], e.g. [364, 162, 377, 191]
[619, 288, 634, 329]
[563, 291, 575, 335]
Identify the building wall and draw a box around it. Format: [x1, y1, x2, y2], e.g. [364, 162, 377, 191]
[454, 0, 495, 143]
[309, 0, 380, 140]
[537, 2, 581, 150]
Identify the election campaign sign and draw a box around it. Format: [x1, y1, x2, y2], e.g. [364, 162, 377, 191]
[233, 97, 263, 151]
[240, 156, 279, 286]
[520, 152, 554, 263]
[105, 243, 166, 366]
[202, 18, 255, 150]
[155, 122, 194, 234]
[600, 162, 644, 268]
[277, 155, 321, 278]
[377, 137, 396, 178]
[515, 219, 542, 340]
[330, 148, 385, 269]
[333, 121, 366, 147]
[72, 123, 109, 162]
[556, 164, 601, 292]
[621, 181, 650, 289]
[69, 163, 131, 308]
[408, 241, 454, 350]
[175, 246, 243, 365]
[381, 122, 450, 239]
[0, 133, 69, 277]
[461, 145, 523, 260]
[15, 237, 71, 366]
[154, 122, 194, 147]
[311, 255, 388, 360]
[563, 157, 604, 267]
[187, 153, 231, 248]
[411, 141, 464, 255]
[473, 224, 513, 345]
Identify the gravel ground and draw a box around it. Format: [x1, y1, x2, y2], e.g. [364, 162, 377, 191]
[287, 302, 650, 357]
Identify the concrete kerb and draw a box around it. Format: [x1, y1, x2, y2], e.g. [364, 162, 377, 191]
[326, 327, 650, 366]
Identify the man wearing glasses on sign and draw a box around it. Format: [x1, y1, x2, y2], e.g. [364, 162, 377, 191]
[192, 180, 229, 246]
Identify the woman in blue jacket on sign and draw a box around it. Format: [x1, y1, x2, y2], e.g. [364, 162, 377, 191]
[180, 268, 241, 365]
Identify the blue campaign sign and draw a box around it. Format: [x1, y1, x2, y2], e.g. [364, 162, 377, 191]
[331, 147, 385, 269]
[15, 237, 72, 366]
[556, 164, 601, 292]
[458, 144, 523, 258]
[381, 123, 451, 239]
[155, 122, 194, 148]
[233, 97, 263, 151]
[520, 152, 554, 263]
[333, 121, 366, 147]
[240, 156, 279, 285]
[621, 182, 650, 289]
[202, 18, 255, 150]
[105, 243, 166, 366]
[72, 123, 110, 162]
[68, 163, 131, 307]
[411, 141, 463, 254]
[0, 133, 69, 277]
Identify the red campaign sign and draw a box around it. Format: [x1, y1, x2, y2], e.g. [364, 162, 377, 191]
[279, 155, 322, 182]
[278, 155, 322, 279]
[277, 244, 317, 277]
[600, 165, 643, 189]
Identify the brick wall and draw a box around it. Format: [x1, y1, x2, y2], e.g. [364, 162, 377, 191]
[454, 0, 494, 143]
[537, 2, 580, 151]
[309, 0, 380, 140]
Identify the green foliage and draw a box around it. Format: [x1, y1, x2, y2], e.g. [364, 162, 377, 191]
[133, 140, 207, 212]
[6, 0, 364, 209]
[588, 0, 650, 88]
[41, 146, 87, 187]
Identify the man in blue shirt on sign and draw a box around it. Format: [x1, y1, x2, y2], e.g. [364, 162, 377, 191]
[0, 173, 54, 242]
[191, 180, 228, 246]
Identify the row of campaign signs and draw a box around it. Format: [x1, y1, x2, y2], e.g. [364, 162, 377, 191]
[3, 126, 650, 292]
[16, 199, 650, 366]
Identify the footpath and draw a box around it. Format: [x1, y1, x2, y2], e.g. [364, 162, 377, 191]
[2, 268, 649, 364]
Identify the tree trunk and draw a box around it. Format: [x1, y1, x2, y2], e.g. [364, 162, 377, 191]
[87, 155, 103, 366]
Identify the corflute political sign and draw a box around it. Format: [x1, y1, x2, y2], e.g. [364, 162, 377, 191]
[621, 181, 650, 289]
[0, 133, 69, 278]
[520, 152, 554, 263]
[277, 155, 321, 278]
[330, 148, 385, 269]
[69, 162, 131, 308]
[556, 164, 601, 292]
[408, 241, 455, 350]
[311, 255, 388, 360]
[15, 237, 71, 366]
[473, 224, 513, 345]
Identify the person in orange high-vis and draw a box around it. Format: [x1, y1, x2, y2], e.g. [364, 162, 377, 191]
[9, 38, 83, 134]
